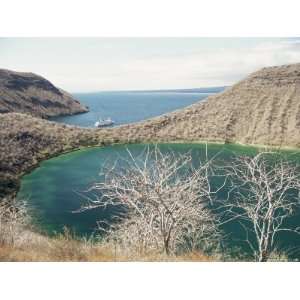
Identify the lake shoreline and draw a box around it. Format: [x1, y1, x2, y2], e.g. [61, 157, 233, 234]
[1, 110, 299, 257]
[17, 139, 300, 197]
[2, 107, 300, 204]
[8, 139, 300, 201]
[18, 142, 300, 259]
[16, 142, 261, 236]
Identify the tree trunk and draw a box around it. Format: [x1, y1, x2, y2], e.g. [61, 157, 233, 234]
[258, 250, 269, 262]
[164, 240, 170, 255]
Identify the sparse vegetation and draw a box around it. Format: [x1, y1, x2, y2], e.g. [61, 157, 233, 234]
[0, 196, 29, 247]
[1, 145, 300, 261]
[80, 147, 222, 257]
[0, 113, 126, 198]
[2, 63, 300, 261]
[0, 68, 88, 117]
[223, 152, 300, 262]
[0, 198, 213, 262]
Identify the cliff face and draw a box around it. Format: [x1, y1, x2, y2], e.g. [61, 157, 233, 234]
[117, 63, 300, 147]
[0, 69, 88, 118]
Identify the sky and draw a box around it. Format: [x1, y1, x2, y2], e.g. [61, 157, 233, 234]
[1, 38, 300, 92]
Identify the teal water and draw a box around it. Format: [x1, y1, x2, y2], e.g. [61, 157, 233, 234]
[18, 143, 300, 258]
[50, 89, 224, 127]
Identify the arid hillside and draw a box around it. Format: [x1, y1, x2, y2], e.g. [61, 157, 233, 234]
[0, 69, 88, 117]
[2, 63, 300, 198]
[0, 113, 124, 197]
[118, 63, 300, 147]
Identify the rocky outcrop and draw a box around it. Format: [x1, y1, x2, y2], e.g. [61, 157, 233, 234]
[0, 69, 88, 118]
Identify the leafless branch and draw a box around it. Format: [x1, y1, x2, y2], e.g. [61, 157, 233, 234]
[81, 145, 222, 256]
[223, 151, 300, 261]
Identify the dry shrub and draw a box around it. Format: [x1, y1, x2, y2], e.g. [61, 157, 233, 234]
[81, 146, 222, 257]
[0, 196, 29, 247]
[0, 196, 218, 261]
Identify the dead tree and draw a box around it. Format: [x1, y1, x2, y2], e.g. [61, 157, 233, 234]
[81, 146, 221, 257]
[224, 151, 300, 262]
[0, 196, 29, 246]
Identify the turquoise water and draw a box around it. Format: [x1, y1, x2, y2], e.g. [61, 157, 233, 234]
[50, 89, 224, 127]
[17, 144, 300, 258]
[18, 143, 251, 234]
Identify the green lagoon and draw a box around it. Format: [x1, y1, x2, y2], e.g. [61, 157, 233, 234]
[17, 143, 300, 258]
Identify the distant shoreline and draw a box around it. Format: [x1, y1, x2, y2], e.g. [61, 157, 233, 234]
[73, 86, 227, 95]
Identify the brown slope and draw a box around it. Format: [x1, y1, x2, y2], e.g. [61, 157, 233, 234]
[0, 112, 125, 197]
[0, 69, 88, 118]
[2, 63, 300, 198]
[113, 63, 300, 147]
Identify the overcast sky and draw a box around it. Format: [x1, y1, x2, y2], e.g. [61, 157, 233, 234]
[1, 38, 300, 92]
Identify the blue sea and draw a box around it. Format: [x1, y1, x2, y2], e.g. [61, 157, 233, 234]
[50, 88, 225, 127]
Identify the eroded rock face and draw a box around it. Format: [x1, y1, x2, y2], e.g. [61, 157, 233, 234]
[0, 69, 88, 118]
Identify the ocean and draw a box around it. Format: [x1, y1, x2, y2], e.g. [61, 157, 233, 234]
[50, 88, 225, 127]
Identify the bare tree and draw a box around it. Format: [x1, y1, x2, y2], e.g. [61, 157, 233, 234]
[224, 151, 300, 262]
[0, 196, 29, 246]
[80, 146, 221, 257]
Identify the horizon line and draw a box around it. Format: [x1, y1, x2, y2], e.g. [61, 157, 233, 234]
[70, 86, 228, 94]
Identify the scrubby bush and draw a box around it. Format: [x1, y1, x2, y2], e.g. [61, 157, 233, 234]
[0, 196, 29, 246]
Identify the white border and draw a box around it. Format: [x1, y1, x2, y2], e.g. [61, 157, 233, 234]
[0, 0, 300, 36]
[0, 262, 299, 300]
[1, 0, 300, 299]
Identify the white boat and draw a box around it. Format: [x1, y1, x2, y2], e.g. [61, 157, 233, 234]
[94, 117, 114, 128]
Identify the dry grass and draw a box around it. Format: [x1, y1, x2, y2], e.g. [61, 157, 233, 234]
[0, 198, 214, 262]
[2, 64, 300, 261]
[0, 245, 214, 262]
[0, 241, 115, 262]
[0, 152, 294, 262]
[0, 234, 214, 262]
[0, 114, 218, 262]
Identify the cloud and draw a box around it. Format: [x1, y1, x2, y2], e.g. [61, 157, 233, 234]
[1, 38, 300, 91]
[100, 40, 300, 90]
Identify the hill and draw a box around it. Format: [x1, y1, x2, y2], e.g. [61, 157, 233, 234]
[0, 69, 88, 118]
[115, 63, 300, 147]
[0, 113, 125, 198]
[2, 63, 300, 198]
[2, 63, 300, 262]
